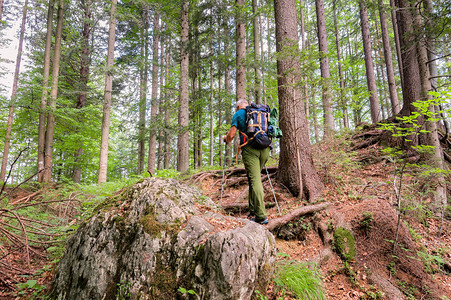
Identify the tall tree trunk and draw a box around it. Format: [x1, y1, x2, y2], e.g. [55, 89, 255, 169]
[423, 0, 438, 92]
[332, 0, 349, 129]
[0, 0, 28, 183]
[390, 0, 404, 90]
[209, 26, 214, 166]
[43, 0, 63, 183]
[252, 0, 262, 104]
[274, 0, 324, 200]
[148, 10, 159, 174]
[137, 6, 149, 174]
[259, 11, 266, 104]
[158, 33, 165, 171]
[98, 0, 117, 183]
[177, 0, 190, 172]
[197, 72, 203, 169]
[315, 0, 334, 138]
[224, 30, 233, 166]
[395, 0, 421, 117]
[414, 5, 447, 213]
[299, 0, 310, 122]
[0, 0, 3, 22]
[235, 0, 247, 101]
[378, 0, 400, 115]
[163, 44, 171, 169]
[73, 0, 92, 183]
[359, 0, 380, 123]
[311, 89, 320, 143]
[37, 0, 54, 183]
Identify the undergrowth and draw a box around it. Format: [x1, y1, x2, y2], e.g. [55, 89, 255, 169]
[274, 259, 326, 300]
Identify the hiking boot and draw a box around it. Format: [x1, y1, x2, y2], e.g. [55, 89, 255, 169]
[247, 213, 255, 219]
[251, 217, 268, 225]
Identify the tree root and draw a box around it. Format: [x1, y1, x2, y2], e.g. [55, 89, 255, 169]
[265, 202, 330, 231]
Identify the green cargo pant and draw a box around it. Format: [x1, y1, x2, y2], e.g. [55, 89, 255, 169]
[241, 146, 270, 221]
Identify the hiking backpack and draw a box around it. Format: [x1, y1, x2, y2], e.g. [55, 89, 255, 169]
[240, 103, 272, 149]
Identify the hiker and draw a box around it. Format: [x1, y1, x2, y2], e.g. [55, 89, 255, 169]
[223, 99, 270, 224]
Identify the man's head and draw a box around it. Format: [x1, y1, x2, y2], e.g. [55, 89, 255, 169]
[236, 99, 248, 111]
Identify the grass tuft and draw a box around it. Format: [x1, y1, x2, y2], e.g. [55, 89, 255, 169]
[274, 260, 326, 300]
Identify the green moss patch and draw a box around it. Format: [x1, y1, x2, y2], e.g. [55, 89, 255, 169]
[333, 227, 356, 262]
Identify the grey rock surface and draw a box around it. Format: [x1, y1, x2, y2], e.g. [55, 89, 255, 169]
[51, 177, 276, 300]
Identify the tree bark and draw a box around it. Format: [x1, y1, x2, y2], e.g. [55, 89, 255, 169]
[158, 32, 165, 171]
[315, 0, 334, 138]
[332, 1, 349, 129]
[390, 0, 404, 90]
[164, 44, 171, 169]
[378, 0, 400, 116]
[423, 0, 438, 93]
[137, 5, 149, 174]
[266, 202, 330, 231]
[73, 0, 92, 183]
[414, 8, 447, 214]
[37, 0, 54, 183]
[274, 0, 324, 200]
[359, 0, 380, 124]
[148, 10, 159, 174]
[235, 0, 247, 101]
[252, 0, 262, 104]
[177, 0, 190, 172]
[0, 0, 3, 22]
[98, 0, 117, 183]
[0, 0, 28, 183]
[395, 0, 421, 117]
[42, 0, 63, 183]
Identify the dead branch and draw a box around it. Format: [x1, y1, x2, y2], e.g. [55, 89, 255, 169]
[352, 129, 383, 139]
[0, 168, 46, 202]
[0, 220, 62, 237]
[9, 190, 40, 205]
[351, 136, 380, 150]
[0, 146, 29, 196]
[265, 202, 330, 231]
[226, 176, 248, 187]
[0, 208, 30, 266]
[12, 198, 81, 210]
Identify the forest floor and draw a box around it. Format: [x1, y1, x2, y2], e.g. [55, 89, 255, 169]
[197, 133, 451, 299]
[0, 133, 450, 299]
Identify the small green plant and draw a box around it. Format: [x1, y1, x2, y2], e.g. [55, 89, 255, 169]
[274, 260, 326, 300]
[116, 280, 132, 300]
[417, 250, 445, 274]
[253, 289, 268, 300]
[365, 289, 384, 299]
[343, 261, 357, 285]
[16, 279, 46, 297]
[360, 212, 374, 232]
[177, 287, 197, 295]
[387, 261, 396, 276]
[397, 280, 418, 299]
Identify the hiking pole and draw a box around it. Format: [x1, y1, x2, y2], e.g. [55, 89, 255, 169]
[220, 150, 227, 208]
[265, 164, 281, 215]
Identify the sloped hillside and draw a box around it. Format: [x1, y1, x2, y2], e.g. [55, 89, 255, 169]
[197, 133, 451, 299]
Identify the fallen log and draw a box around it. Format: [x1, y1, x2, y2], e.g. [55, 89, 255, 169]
[266, 202, 330, 231]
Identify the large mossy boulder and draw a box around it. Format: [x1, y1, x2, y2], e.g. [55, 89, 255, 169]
[51, 178, 276, 300]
